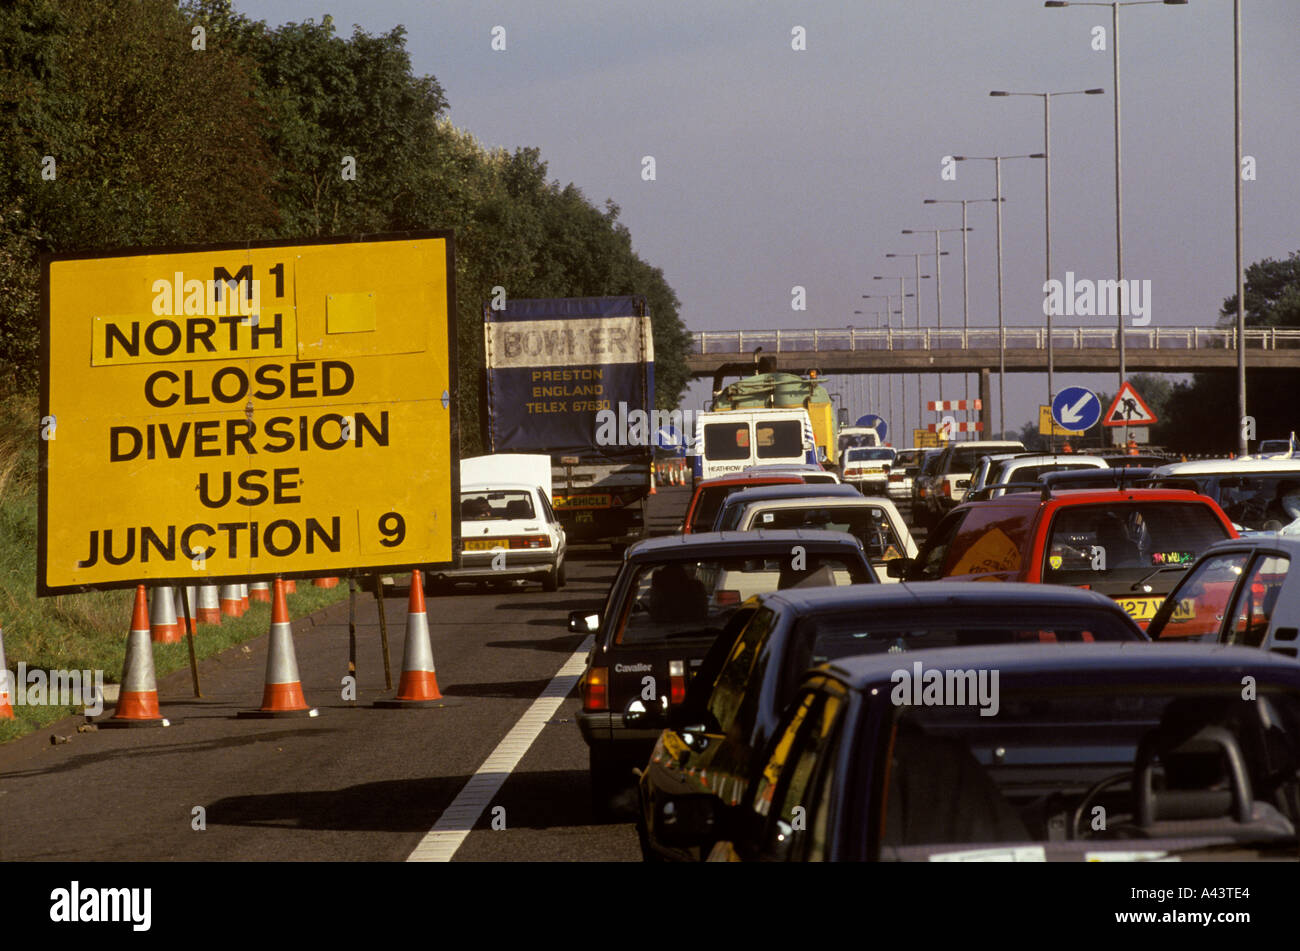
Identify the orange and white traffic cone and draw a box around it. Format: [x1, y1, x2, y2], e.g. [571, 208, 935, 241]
[0, 623, 13, 719]
[250, 582, 271, 603]
[220, 584, 243, 618]
[375, 571, 447, 708]
[284, 579, 297, 593]
[173, 585, 197, 634]
[99, 585, 174, 728]
[196, 585, 222, 625]
[314, 576, 338, 589]
[649, 465, 657, 495]
[150, 585, 181, 643]
[240, 583, 250, 612]
[238, 579, 318, 718]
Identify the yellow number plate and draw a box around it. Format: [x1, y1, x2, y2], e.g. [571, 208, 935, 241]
[464, 539, 504, 551]
[1117, 597, 1163, 621]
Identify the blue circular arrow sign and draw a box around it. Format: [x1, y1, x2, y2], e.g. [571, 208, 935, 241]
[855, 414, 888, 441]
[654, 425, 683, 449]
[1051, 386, 1100, 432]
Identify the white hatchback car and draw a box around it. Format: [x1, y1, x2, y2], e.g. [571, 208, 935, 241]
[730, 495, 917, 583]
[975, 453, 1109, 499]
[432, 454, 567, 592]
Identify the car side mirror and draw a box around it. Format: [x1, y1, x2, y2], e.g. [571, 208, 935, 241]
[568, 610, 600, 634]
[886, 558, 912, 579]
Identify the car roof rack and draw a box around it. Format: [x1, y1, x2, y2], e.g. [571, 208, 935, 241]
[1039, 467, 1156, 491]
[966, 482, 1053, 502]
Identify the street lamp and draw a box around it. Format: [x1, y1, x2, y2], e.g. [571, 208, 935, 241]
[952, 153, 1045, 437]
[863, 293, 911, 436]
[873, 276, 930, 439]
[884, 254, 944, 431]
[1045, 0, 1190, 445]
[990, 88, 1104, 437]
[924, 197, 1005, 411]
[902, 228, 971, 406]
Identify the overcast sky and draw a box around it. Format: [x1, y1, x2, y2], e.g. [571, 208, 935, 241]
[235, 0, 1299, 442]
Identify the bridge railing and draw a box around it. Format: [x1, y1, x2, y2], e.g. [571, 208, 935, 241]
[692, 326, 1300, 355]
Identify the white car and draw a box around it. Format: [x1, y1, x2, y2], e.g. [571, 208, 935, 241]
[886, 448, 925, 502]
[432, 454, 567, 592]
[1149, 457, 1300, 534]
[976, 453, 1109, 499]
[740, 464, 841, 484]
[840, 446, 896, 495]
[729, 495, 917, 583]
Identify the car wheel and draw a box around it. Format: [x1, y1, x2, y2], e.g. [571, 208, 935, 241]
[557, 559, 567, 588]
[542, 565, 559, 592]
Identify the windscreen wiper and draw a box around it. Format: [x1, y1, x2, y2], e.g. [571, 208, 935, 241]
[1130, 564, 1190, 592]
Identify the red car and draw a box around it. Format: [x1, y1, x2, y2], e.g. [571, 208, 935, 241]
[679, 475, 803, 533]
[899, 487, 1238, 628]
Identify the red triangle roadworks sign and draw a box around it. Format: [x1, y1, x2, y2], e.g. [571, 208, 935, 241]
[1103, 382, 1158, 426]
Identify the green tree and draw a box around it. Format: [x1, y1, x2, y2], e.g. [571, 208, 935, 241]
[1160, 251, 1300, 453]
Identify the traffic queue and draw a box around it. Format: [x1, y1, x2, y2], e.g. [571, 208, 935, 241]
[568, 447, 1300, 862]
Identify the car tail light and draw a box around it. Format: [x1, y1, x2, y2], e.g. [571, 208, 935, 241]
[509, 535, 551, 549]
[845, 467, 864, 477]
[714, 589, 741, 606]
[918, 485, 928, 499]
[1075, 584, 1092, 590]
[582, 667, 608, 711]
[942, 481, 952, 498]
[889, 472, 904, 482]
[669, 661, 687, 705]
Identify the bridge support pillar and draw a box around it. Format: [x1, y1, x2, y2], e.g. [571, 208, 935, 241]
[979, 368, 992, 438]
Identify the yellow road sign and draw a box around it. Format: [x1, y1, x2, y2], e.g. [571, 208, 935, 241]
[1039, 404, 1084, 437]
[40, 234, 458, 593]
[913, 429, 942, 448]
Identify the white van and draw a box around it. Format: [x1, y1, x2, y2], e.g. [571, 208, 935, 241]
[691, 408, 817, 482]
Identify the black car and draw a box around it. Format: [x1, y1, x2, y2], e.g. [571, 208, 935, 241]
[573, 529, 876, 817]
[636, 582, 1146, 860]
[909, 448, 943, 527]
[658, 644, 1300, 861]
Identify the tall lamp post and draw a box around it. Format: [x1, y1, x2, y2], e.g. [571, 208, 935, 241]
[862, 293, 911, 437]
[989, 88, 1104, 434]
[1045, 0, 1190, 445]
[884, 254, 944, 431]
[901, 228, 971, 413]
[924, 197, 1005, 412]
[953, 153, 1045, 437]
[872, 276, 930, 440]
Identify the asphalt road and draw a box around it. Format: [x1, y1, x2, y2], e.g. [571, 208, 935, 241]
[0, 489, 696, 862]
[0, 482, 924, 862]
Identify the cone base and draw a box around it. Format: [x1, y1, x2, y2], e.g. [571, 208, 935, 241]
[237, 707, 320, 719]
[151, 627, 182, 644]
[374, 697, 459, 709]
[0, 704, 14, 720]
[95, 715, 177, 728]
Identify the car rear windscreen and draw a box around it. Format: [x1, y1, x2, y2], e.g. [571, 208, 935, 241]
[1042, 502, 1231, 586]
[461, 490, 535, 520]
[747, 504, 906, 561]
[615, 555, 871, 646]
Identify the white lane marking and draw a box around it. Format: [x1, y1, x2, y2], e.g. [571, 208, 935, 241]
[406, 635, 594, 862]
